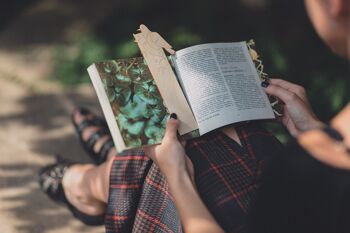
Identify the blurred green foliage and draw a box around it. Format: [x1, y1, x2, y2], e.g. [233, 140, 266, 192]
[54, 37, 108, 85]
[52, 0, 349, 141]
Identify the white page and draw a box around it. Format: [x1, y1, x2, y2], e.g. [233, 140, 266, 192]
[172, 42, 274, 135]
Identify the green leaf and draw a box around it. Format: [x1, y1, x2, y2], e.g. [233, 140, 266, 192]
[106, 76, 115, 87]
[149, 104, 167, 122]
[107, 87, 116, 102]
[120, 95, 148, 120]
[134, 81, 161, 105]
[117, 114, 145, 136]
[130, 66, 153, 84]
[114, 74, 132, 87]
[114, 87, 132, 106]
[116, 114, 128, 131]
[127, 121, 145, 135]
[112, 60, 121, 72]
[104, 65, 112, 73]
[123, 132, 142, 147]
[145, 123, 165, 144]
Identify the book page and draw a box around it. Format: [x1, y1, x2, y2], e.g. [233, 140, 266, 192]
[172, 42, 274, 135]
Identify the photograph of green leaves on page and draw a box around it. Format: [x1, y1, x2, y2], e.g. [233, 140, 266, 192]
[95, 57, 169, 148]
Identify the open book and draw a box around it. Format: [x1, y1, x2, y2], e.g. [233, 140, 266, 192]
[87, 25, 282, 153]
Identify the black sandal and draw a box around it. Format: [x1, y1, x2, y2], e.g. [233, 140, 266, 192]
[72, 107, 115, 165]
[38, 155, 105, 226]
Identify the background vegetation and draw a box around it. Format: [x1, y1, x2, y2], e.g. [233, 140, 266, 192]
[3, 0, 350, 141]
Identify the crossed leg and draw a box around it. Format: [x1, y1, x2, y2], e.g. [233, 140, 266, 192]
[40, 107, 267, 231]
[59, 109, 121, 216]
[62, 108, 243, 217]
[62, 156, 114, 216]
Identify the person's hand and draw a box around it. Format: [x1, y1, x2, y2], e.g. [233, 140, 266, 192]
[145, 116, 224, 233]
[143, 114, 195, 183]
[263, 79, 324, 137]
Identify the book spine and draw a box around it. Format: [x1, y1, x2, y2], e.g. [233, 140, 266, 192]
[87, 64, 126, 153]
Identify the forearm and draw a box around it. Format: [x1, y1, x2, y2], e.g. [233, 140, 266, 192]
[144, 116, 225, 232]
[165, 171, 225, 233]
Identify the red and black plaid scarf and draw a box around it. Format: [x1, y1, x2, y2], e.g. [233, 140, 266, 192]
[105, 122, 283, 233]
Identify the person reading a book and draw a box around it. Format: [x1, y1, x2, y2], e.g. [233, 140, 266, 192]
[39, 16, 286, 233]
[38, 0, 349, 232]
[142, 0, 350, 232]
[39, 106, 283, 231]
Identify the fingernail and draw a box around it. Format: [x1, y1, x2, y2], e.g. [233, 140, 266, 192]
[261, 81, 270, 88]
[170, 113, 177, 119]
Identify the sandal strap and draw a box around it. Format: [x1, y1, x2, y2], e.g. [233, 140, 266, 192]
[71, 108, 113, 165]
[76, 118, 107, 135]
[39, 155, 104, 226]
[97, 138, 115, 164]
[86, 129, 108, 151]
[39, 156, 74, 202]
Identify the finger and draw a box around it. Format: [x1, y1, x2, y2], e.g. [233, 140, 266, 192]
[286, 121, 299, 137]
[264, 84, 302, 105]
[270, 78, 303, 92]
[270, 78, 308, 102]
[282, 113, 299, 137]
[164, 113, 180, 141]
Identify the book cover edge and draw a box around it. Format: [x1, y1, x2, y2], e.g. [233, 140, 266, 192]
[87, 64, 126, 153]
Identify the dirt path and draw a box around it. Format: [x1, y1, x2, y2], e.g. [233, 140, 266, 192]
[0, 0, 118, 232]
[0, 78, 104, 233]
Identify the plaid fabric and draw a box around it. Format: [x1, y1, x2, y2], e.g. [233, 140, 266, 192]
[105, 122, 283, 233]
